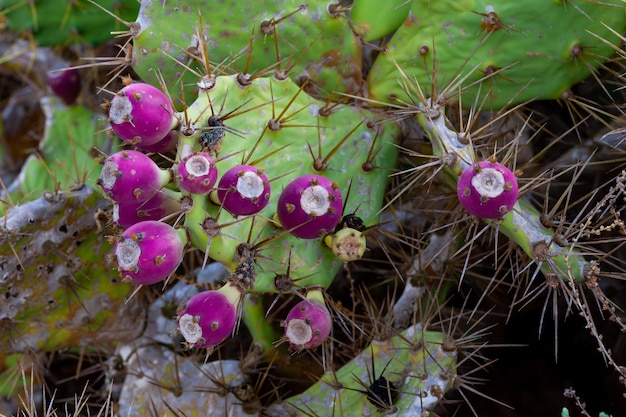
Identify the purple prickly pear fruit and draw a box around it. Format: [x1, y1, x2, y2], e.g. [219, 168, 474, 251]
[176, 152, 218, 194]
[457, 160, 519, 219]
[283, 290, 332, 349]
[47, 66, 81, 105]
[135, 129, 179, 153]
[113, 189, 182, 229]
[98, 149, 171, 204]
[115, 220, 187, 285]
[215, 165, 271, 216]
[177, 283, 242, 349]
[108, 82, 177, 146]
[276, 174, 342, 239]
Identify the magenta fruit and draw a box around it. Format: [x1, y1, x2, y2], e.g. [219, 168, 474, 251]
[457, 160, 519, 219]
[113, 189, 182, 229]
[276, 174, 342, 239]
[47, 66, 81, 105]
[135, 129, 179, 153]
[176, 152, 218, 194]
[177, 283, 242, 349]
[108, 82, 177, 146]
[98, 150, 171, 204]
[115, 220, 187, 285]
[283, 291, 332, 349]
[215, 165, 271, 216]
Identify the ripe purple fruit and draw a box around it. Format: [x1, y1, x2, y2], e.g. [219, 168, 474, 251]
[176, 152, 218, 194]
[47, 66, 81, 105]
[135, 129, 179, 153]
[457, 160, 519, 219]
[177, 283, 242, 349]
[276, 174, 342, 239]
[113, 189, 182, 229]
[115, 220, 187, 285]
[98, 150, 171, 204]
[283, 290, 332, 349]
[108, 82, 176, 146]
[215, 165, 270, 216]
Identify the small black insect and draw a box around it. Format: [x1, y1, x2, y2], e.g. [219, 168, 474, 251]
[334, 213, 366, 233]
[199, 115, 226, 153]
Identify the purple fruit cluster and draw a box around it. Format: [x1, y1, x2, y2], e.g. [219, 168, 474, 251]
[99, 81, 346, 351]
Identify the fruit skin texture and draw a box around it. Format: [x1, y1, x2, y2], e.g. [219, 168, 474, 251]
[276, 174, 343, 239]
[98, 150, 171, 204]
[115, 220, 186, 285]
[177, 286, 240, 349]
[457, 160, 518, 219]
[108, 83, 175, 147]
[283, 297, 332, 349]
[216, 165, 271, 216]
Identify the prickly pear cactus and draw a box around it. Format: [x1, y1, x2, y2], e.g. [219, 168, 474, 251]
[131, 0, 362, 102]
[3, 0, 626, 415]
[366, 0, 626, 108]
[0, 0, 139, 46]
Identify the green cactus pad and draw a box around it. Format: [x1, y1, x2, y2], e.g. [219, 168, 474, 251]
[0, 0, 139, 46]
[267, 324, 456, 416]
[179, 75, 399, 293]
[367, 0, 626, 109]
[131, 0, 362, 104]
[1, 96, 111, 217]
[350, 0, 413, 42]
[0, 186, 141, 355]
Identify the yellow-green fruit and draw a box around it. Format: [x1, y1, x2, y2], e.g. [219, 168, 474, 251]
[324, 227, 367, 261]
